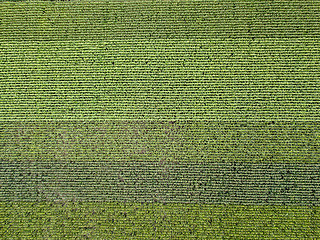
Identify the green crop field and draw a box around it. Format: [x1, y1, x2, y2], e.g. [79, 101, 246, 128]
[1, 1, 320, 120]
[0, 202, 319, 239]
[0, 0, 320, 239]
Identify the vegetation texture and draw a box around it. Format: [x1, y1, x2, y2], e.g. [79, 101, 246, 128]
[0, 0, 320, 239]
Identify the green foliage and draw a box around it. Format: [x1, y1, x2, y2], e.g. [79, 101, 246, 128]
[0, 1, 319, 120]
[0, 1, 319, 238]
[1, 121, 319, 164]
[0, 202, 319, 239]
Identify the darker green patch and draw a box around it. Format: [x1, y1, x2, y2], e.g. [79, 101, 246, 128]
[0, 158, 319, 204]
[1, 120, 319, 164]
